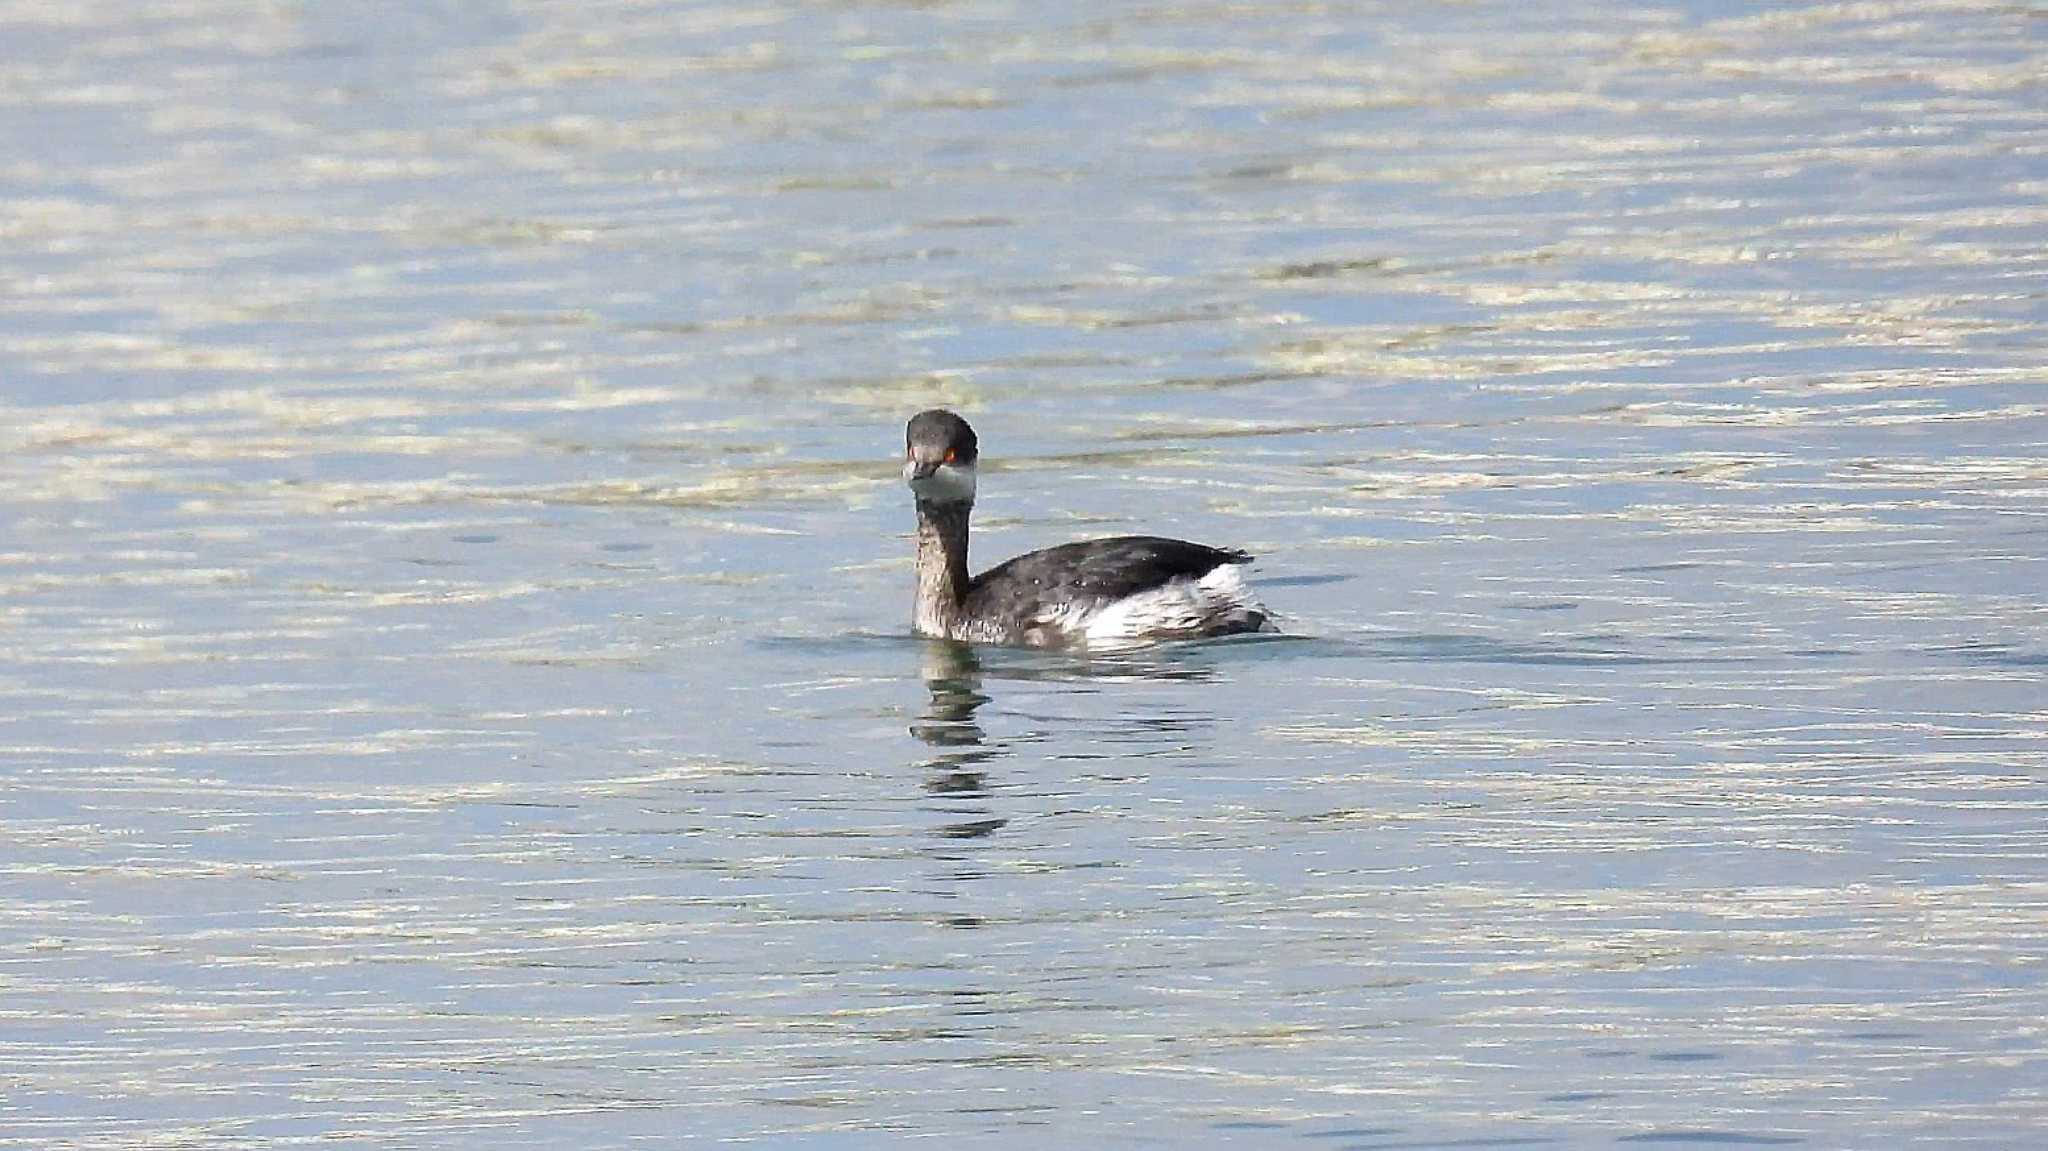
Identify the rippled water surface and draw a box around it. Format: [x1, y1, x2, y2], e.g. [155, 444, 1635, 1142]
[3, 1, 2045, 1147]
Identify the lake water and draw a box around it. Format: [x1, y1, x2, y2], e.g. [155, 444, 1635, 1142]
[2, 1, 2044, 1147]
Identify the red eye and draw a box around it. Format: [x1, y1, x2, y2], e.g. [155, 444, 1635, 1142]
[944, 449, 957, 464]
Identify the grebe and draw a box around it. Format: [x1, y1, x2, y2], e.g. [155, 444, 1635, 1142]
[902, 409, 1272, 648]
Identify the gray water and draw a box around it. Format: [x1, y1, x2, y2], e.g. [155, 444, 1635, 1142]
[2, 1, 2045, 1147]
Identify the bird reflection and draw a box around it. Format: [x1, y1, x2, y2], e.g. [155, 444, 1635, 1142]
[912, 640, 1006, 839]
[909, 639, 1233, 842]
[902, 638, 1252, 925]
[911, 641, 989, 752]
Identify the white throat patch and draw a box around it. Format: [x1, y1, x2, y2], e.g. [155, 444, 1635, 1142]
[907, 461, 977, 505]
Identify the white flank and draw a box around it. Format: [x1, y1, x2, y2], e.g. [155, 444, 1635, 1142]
[1073, 563, 1266, 647]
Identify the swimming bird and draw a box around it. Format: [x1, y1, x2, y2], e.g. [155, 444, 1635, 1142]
[902, 409, 1271, 648]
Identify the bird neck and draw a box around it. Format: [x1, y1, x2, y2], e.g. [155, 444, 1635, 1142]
[913, 498, 972, 637]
